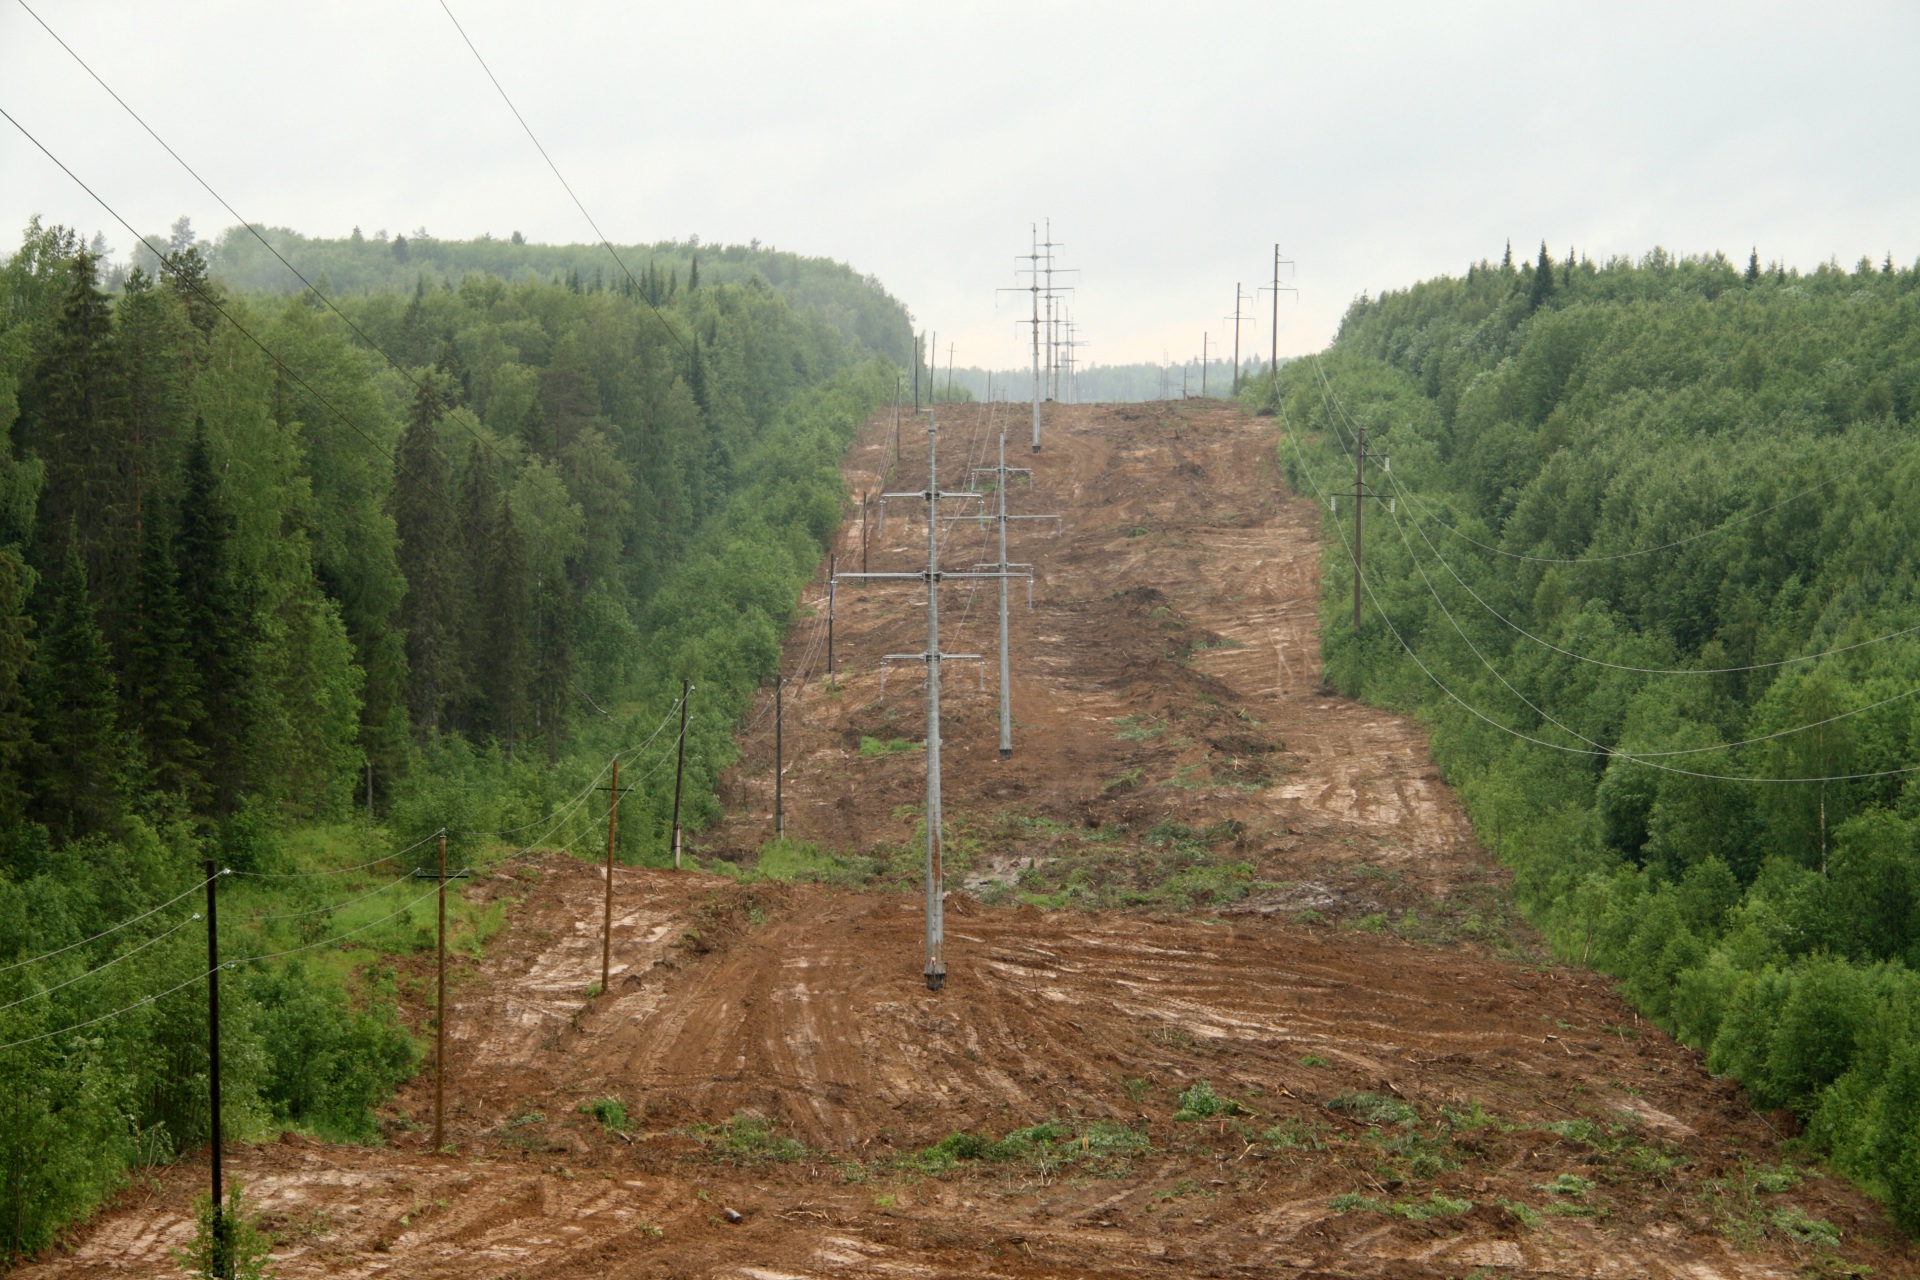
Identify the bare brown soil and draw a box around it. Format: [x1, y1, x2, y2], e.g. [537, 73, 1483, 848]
[19, 402, 1913, 1279]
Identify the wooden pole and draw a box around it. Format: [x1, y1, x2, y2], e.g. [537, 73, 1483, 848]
[774, 677, 784, 840]
[1353, 425, 1365, 634]
[205, 860, 225, 1266]
[670, 681, 690, 869]
[434, 830, 447, 1153]
[601, 757, 618, 992]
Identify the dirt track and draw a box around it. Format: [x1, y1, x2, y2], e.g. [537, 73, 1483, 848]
[19, 401, 1913, 1278]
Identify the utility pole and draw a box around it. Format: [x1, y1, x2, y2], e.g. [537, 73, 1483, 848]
[1201, 333, 1210, 398]
[835, 408, 1008, 989]
[408, 832, 470, 1156]
[670, 681, 690, 869]
[773, 676, 784, 840]
[1333, 422, 1390, 633]
[1258, 244, 1298, 389]
[954, 429, 1061, 757]
[204, 859, 225, 1270]
[827, 554, 837, 677]
[1000, 224, 1043, 452]
[600, 760, 619, 992]
[913, 332, 921, 413]
[928, 330, 936, 408]
[1227, 284, 1253, 394]
[435, 829, 448, 1153]
[946, 342, 954, 399]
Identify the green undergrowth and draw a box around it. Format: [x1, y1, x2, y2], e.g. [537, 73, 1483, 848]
[684, 1113, 807, 1165]
[979, 817, 1265, 911]
[908, 1119, 1152, 1178]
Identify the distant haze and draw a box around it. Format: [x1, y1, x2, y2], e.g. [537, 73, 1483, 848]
[4, 1, 1916, 366]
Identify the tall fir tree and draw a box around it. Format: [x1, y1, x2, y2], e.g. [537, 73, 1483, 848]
[476, 495, 531, 758]
[390, 374, 461, 736]
[1528, 242, 1556, 312]
[124, 490, 206, 802]
[28, 533, 123, 841]
[1747, 247, 1762, 282]
[0, 549, 35, 824]
[456, 441, 502, 733]
[161, 245, 220, 337]
[20, 251, 127, 595]
[175, 424, 251, 815]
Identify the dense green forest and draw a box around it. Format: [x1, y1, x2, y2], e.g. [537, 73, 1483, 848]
[1264, 244, 1920, 1225]
[0, 217, 899, 1258]
[123, 219, 916, 368]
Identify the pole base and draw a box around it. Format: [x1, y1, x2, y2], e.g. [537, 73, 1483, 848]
[999, 747, 1012, 760]
[925, 972, 946, 991]
[1031, 444, 1040, 453]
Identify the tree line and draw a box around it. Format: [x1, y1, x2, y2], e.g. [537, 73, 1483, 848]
[1264, 243, 1920, 1227]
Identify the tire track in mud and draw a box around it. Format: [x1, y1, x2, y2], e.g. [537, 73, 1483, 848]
[17, 402, 1913, 1280]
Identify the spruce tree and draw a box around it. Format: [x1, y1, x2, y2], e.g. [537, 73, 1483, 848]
[125, 491, 206, 802]
[476, 495, 530, 757]
[175, 425, 252, 815]
[29, 534, 123, 841]
[1747, 248, 1762, 282]
[456, 442, 503, 733]
[21, 250, 127, 593]
[0, 549, 35, 824]
[390, 375, 461, 736]
[687, 255, 700, 291]
[1528, 242, 1555, 311]
[161, 244, 221, 336]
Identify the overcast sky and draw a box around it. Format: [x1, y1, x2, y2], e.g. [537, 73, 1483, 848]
[4, 2, 1917, 368]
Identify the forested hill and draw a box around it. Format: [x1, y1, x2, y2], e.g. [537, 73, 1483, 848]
[1271, 246, 1920, 1225]
[0, 216, 894, 1258]
[130, 221, 915, 367]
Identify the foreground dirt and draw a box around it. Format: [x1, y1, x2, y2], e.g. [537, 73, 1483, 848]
[20, 402, 1912, 1278]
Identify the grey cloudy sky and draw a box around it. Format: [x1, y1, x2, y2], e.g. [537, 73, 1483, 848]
[4, 1, 1917, 368]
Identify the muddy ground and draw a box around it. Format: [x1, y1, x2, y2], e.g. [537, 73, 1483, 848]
[17, 401, 1912, 1278]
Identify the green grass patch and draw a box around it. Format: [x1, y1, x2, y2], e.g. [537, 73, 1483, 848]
[1329, 1191, 1473, 1221]
[685, 1113, 806, 1165]
[1328, 1091, 1418, 1126]
[1173, 1079, 1250, 1121]
[859, 735, 921, 757]
[909, 1120, 1151, 1177]
[577, 1098, 630, 1133]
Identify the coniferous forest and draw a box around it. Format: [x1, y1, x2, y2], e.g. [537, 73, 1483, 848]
[0, 218, 905, 1256]
[1271, 247, 1920, 1227]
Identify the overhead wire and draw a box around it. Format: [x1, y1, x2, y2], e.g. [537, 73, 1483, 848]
[1276, 392, 1920, 784]
[0, 104, 481, 537]
[10, 5, 464, 439]
[1305, 360, 1920, 757]
[1307, 356, 1920, 676]
[1304, 354, 1918, 566]
[0, 873, 213, 975]
[0, 912, 200, 1014]
[434, 0, 690, 359]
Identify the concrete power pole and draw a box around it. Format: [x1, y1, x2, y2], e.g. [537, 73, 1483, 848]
[833, 409, 1033, 987]
[1259, 245, 1297, 389]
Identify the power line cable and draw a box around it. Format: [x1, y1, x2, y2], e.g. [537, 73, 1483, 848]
[0, 873, 213, 974]
[0, 912, 199, 1014]
[1305, 354, 1916, 567]
[434, 0, 691, 359]
[1276, 396, 1920, 785]
[1307, 356, 1920, 675]
[17, 0, 669, 485]
[1306, 363, 1920, 752]
[0, 104, 479, 535]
